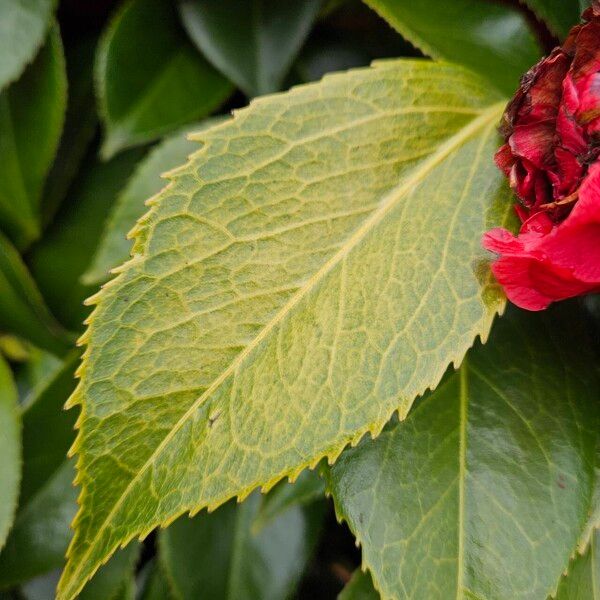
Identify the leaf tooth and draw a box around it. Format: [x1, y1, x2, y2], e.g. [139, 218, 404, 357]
[67, 433, 82, 458]
[83, 290, 103, 307]
[76, 330, 90, 347]
[72, 464, 83, 485]
[308, 454, 323, 471]
[65, 388, 83, 411]
[369, 419, 387, 440]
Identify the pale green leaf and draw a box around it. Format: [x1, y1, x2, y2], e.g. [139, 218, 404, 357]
[363, 0, 541, 95]
[0, 357, 20, 551]
[339, 571, 380, 600]
[178, 0, 321, 96]
[160, 491, 323, 599]
[522, 0, 582, 38]
[96, 0, 233, 159]
[328, 306, 599, 600]
[554, 530, 600, 600]
[0, 0, 55, 91]
[84, 119, 224, 286]
[0, 23, 66, 248]
[58, 60, 513, 599]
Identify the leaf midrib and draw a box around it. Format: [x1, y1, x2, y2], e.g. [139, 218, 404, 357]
[67, 99, 505, 587]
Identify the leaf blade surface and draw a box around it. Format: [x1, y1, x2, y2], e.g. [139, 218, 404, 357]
[59, 60, 513, 598]
[0, 357, 20, 551]
[328, 306, 600, 599]
[364, 0, 541, 94]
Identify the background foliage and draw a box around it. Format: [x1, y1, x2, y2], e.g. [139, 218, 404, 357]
[0, 0, 597, 599]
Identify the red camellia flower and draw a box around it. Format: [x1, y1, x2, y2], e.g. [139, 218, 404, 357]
[483, 1, 600, 310]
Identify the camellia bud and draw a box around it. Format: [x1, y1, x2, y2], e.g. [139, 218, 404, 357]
[483, 1, 600, 310]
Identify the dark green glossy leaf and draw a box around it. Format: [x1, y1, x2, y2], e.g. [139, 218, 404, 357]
[0, 0, 55, 91]
[42, 35, 98, 226]
[363, 0, 541, 94]
[0, 357, 19, 550]
[0, 24, 66, 248]
[254, 470, 325, 530]
[19, 353, 79, 503]
[0, 463, 77, 588]
[554, 530, 599, 599]
[329, 306, 599, 599]
[97, 0, 232, 158]
[294, 3, 413, 84]
[15, 347, 63, 402]
[160, 491, 324, 600]
[522, 0, 582, 38]
[138, 561, 175, 600]
[0, 232, 71, 355]
[338, 571, 379, 600]
[28, 149, 144, 331]
[84, 119, 224, 286]
[19, 545, 139, 600]
[78, 543, 139, 600]
[0, 355, 78, 586]
[178, 0, 321, 96]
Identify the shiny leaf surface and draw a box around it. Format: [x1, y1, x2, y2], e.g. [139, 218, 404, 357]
[522, 0, 582, 38]
[178, 0, 321, 96]
[328, 306, 599, 599]
[364, 0, 541, 94]
[0, 0, 54, 91]
[0, 24, 66, 247]
[0, 232, 71, 355]
[96, 0, 232, 158]
[0, 355, 78, 586]
[160, 491, 323, 599]
[0, 357, 20, 550]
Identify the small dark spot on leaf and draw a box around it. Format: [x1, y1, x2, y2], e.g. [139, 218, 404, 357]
[208, 410, 222, 427]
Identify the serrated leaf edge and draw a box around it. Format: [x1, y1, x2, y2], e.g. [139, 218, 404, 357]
[58, 61, 508, 599]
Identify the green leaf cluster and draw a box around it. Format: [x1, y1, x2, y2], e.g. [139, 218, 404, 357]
[0, 0, 597, 599]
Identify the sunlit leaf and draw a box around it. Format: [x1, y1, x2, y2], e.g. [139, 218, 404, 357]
[58, 60, 514, 598]
[84, 120, 224, 286]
